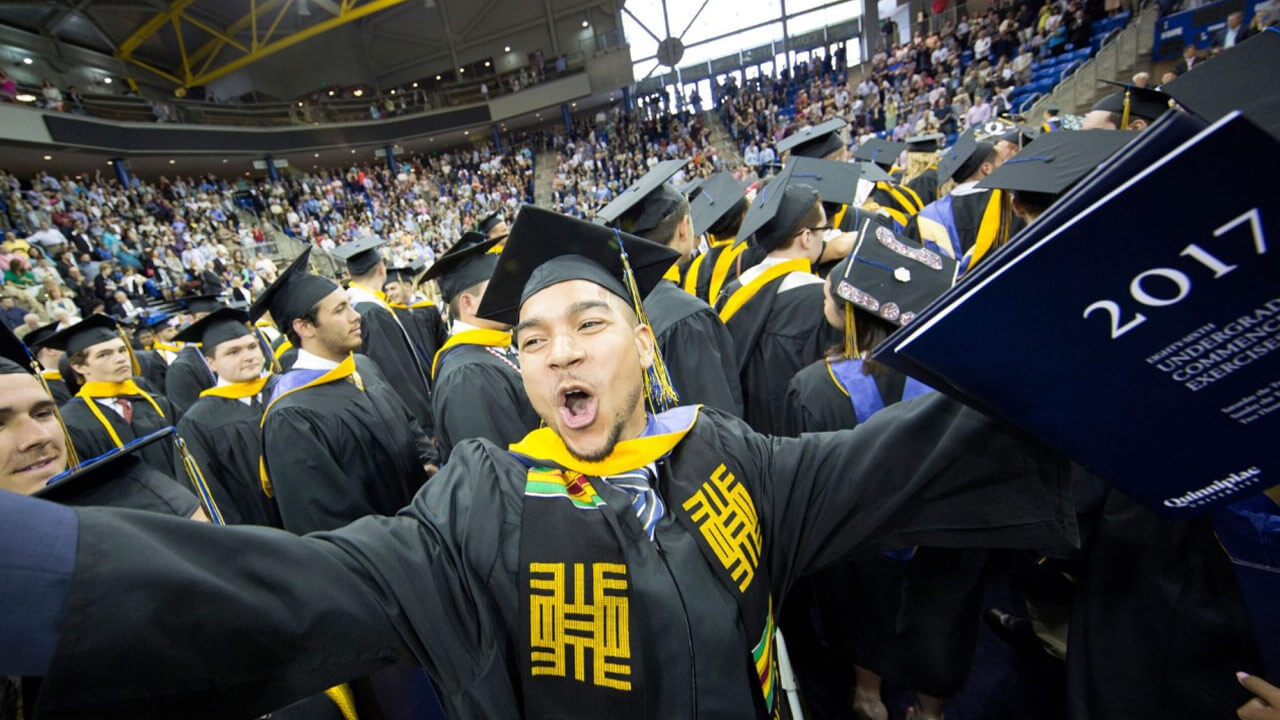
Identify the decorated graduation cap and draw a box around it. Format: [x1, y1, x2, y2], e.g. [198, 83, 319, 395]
[36, 314, 124, 357]
[735, 165, 822, 253]
[829, 219, 959, 357]
[777, 117, 848, 158]
[785, 156, 882, 206]
[853, 137, 907, 169]
[936, 129, 996, 183]
[331, 236, 386, 276]
[174, 307, 253, 351]
[422, 231, 501, 303]
[386, 259, 427, 286]
[977, 129, 1137, 195]
[688, 173, 750, 237]
[248, 247, 340, 333]
[176, 294, 223, 315]
[905, 132, 945, 153]
[595, 158, 689, 235]
[1162, 30, 1280, 141]
[476, 205, 682, 411]
[478, 210, 508, 237]
[1093, 79, 1172, 127]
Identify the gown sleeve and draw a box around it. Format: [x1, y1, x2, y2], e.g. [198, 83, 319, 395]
[724, 394, 1079, 595]
[28, 444, 519, 720]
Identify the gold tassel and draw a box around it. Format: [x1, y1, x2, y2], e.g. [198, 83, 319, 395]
[615, 230, 680, 412]
[175, 436, 225, 525]
[1120, 87, 1131, 130]
[844, 303, 860, 360]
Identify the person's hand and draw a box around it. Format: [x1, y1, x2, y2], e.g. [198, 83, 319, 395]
[424, 463, 439, 478]
[1238, 672, 1280, 720]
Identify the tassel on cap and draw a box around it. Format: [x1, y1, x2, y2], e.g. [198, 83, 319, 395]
[615, 229, 681, 413]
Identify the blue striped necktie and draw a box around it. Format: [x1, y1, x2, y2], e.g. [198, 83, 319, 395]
[602, 462, 665, 542]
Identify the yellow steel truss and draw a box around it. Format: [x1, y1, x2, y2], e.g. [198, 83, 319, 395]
[115, 0, 413, 89]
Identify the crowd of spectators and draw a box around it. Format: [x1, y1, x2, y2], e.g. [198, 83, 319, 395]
[544, 105, 729, 217]
[0, 140, 533, 333]
[720, 0, 1118, 173]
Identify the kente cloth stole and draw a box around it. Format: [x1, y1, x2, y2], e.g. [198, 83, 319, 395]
[514, 406, 781, 719]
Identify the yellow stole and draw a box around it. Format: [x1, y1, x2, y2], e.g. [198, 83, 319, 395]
[709, 241, 749, 307]
[964, 189, 1012, 272]
[389, 299, 437, 310]
[508, 407, 700, 476]
[76, 380, 166, 449]
[199, 375, 271, 400]
[717, 257, 812, 323]
[41, 369, 62, 382]
[431, 328, 513, 379]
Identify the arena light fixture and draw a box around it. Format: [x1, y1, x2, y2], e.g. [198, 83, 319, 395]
[412, 82, 419, 88]
[103, 77, 112, 85]
[314, 153, 319, 157]
[328, 90, 335, 96]
[390, 89, 396, 94]
[169, 159, 176, 164]
[353, 88, 364, 97]
[15, 93, 36, 102]
[504, 45, 511, 52]
[484, 61, 491, 67]
[42, 154, 51, 160]
[435, 75, 441, 80]
[22, 57, 32, 65]
[582, 18, 589, 28]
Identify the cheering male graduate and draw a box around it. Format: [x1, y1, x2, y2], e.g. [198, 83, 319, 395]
[252, 249, 438, 534]
[175, 308, 282, 528]
[163, 295, 221, 414]
[426, 232, 539, 461]
[39, 314, 183, 477]
[332, 237, 437, 434]
[596, 160, 744, 416]
[715, 169, 841, 434]
[1, 204, 1078, 720]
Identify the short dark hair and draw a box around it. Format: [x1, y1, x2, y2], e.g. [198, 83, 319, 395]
[284, 303, 323, 347]
[773, 199, 824, 252]
[634, 197, 690, 249]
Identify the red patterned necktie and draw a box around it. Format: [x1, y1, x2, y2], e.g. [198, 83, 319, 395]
[114, 398, 133, 424]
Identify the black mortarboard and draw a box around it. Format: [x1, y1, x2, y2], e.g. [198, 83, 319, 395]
[977, 130, 1137, 195]
[595, 159, 689, 235]
[478, 211, 507, 237]
[177, 294, 223, 315]
[1093, 79, 1172, 125]
[936, 130, 996, 183]
[853, 138, 906, 169]
[735, 165, 822, 253]
[785, 156, 878, 206]
[331, 236, 386, 276]
[1162, 30, 1280, 140]
[906, 133, 945, 152]
[688, 173, 750, 237]
[1, 323, 35, 375]
[36, 314, 123, 357]
[174, 307, 253, 350]
[422, 231, 501, 303]
[677, 177, 705, 196]
[477, 205, 679, 327]
[386, 259, 427, 285]
[852, 161, 894, 183]
[248, 247, 340, 333]
[33, 428, 183, 510]
[829, 220, 959, 326]
[777, 118, 848, 158]
[22, 321, 61, 353]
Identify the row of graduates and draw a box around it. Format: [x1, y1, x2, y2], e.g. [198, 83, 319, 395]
[2, 45, 1275, 718]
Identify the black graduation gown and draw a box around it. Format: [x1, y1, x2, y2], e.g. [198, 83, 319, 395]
[134, 350, 168, 391]
[781, 360, 987, 703]
[917, 189, 1025, 262]
[262, 354, 435, 534]
[351, 299, 436, 435]
[60, 390, 180, 478]
[644, 280, 744, 417]
[177, 383, 282, 528]
[432, 342, 539, 462]
[34, 396, 1078, 720]
[906, 169, 940, 204]
[392, 304, 448, 387]
[1066, 489, 1263, 719]
[716, 272, 840, 434]
[42, 374, 72, 406]
[163, 346, 215, 416]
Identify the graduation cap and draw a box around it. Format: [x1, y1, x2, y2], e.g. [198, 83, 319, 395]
[33, 428, 183, 513]
[977, 130, 1137, 195]
[785, 156, 878, 206]
[688, 173, 750, 237]
[776, 117, 848, 158]
[35, 314, 124, 357]
[852, 161, 894, 184]
[735, 165, 822, 253]
[905, 133, 945, 153]
[476, 205, 682, 410]
[852, 138, 907, 169]
[1161, 30, 1280, 141]
[829, 219, 959, 358]
[331, 236, 386, 276]
[174, 307, 253, 351]
[386, 259, 427, 286]
[677, 177, 705, 197]
[176, 294, 223, 315]
[21, 321, 61, 356]
[1, 322, 36, 375]
[248, 247, 340, 333]
[936, 130, 996, 183]
[594, 159, 689, 235]
[478, 210, 508, 237]
[1093, 79, 1172, 127]
[422, 231, 501, 303]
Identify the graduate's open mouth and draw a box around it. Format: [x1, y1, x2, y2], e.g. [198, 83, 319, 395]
[557, 383, 597, 431]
